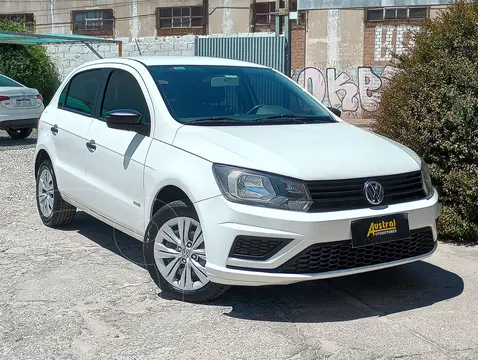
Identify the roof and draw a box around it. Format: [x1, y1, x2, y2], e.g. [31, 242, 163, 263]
[0, 30, 121, 45]
[82, 56, 269, 68]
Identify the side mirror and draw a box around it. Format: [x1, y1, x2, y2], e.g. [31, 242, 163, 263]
[106, 109, 142, 125]
[327, 107, 342, 118]
[105, 109, 150, 136]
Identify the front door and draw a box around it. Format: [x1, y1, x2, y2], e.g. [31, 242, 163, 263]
[84, 67, 153, 235]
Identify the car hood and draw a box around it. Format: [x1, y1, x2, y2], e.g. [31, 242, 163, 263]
[173, 122, 421, 180]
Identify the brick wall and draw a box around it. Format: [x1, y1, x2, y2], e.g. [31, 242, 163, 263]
[363, 20, 423, 67]
[291, 24, 306, 76]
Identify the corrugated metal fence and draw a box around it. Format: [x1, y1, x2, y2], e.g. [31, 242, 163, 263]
[194, 35, 286, 74]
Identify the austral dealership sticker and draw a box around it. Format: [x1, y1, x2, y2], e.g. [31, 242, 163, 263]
[351, 214, 410, 247]
[367, 219, 397, 237]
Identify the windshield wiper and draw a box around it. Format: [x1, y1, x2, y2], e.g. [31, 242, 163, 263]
[186, 117, 247, 126]
[252, 114, 336, 123]
[184, 114, 337, 126]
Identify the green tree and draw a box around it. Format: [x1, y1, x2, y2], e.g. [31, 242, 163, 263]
[373, 0, 478, 244]
[0, 20, 60, 104]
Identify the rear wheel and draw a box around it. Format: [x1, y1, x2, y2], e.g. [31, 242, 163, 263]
[36, 160, 76, 227]
[144, 200, 228, 302]
[7, 128, 33, 139]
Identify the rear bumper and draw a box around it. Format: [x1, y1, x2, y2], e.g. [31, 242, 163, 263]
[0, 118, 37, 129]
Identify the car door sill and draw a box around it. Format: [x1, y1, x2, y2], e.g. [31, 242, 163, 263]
[63, 195, 144, 241]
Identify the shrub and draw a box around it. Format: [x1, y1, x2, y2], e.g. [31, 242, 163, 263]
[0, 21, 60, 105]
[373, 0, 478, 245]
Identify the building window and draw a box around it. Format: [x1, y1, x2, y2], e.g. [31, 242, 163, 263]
[0, 13, 35, 30]
[365, 7, 428, 22]
[255, 2, 276, 29]
[156, 6, 205, 35]
[254, 1, 306, 31]
[72, 10, 114, 36]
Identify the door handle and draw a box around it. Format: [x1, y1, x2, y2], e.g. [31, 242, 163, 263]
[86, 139, 96, 152]
[50, 124, 58, 135]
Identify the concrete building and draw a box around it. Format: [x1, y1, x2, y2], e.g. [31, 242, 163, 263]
[293, 0, 450, 118]
[0, 0, 301, 38]
[0, 0, 451, 117]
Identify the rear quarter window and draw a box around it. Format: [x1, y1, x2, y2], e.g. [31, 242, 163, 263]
[0, 75, 22, 87]
[58, 85, 68, 108]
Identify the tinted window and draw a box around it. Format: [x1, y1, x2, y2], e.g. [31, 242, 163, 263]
[0, 75, 21, 87]
[148, 65, 333, 125]
[101, 70, 150, 124]
[64, 70, 102, 116]
[58, 84, 68, 108]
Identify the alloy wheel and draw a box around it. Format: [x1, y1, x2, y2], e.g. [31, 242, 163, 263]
[154, 217, 209, 291]
[38, 168, 54, 218]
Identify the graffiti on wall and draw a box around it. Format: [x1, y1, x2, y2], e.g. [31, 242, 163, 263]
[292, 24, 421, 118]
[293, 66, 400, 117]
[374, 24, 421, 62]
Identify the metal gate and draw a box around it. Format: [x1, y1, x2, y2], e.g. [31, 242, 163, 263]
[194, 35, 286, 74]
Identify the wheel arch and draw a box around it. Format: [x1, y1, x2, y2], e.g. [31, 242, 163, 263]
[150, 184, 195, 220]
[34, 148, 52, 178]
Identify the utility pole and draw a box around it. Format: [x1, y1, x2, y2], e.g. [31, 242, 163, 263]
[275, 0, 292, 77]
[250, 0, 256, 33]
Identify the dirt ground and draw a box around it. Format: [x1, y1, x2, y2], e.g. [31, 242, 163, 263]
[1, 130, 477, 360]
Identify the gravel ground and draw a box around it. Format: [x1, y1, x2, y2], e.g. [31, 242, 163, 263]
[0, 129, 477, 360]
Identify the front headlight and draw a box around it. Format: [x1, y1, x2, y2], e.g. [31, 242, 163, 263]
[421, 159, 434, 198]
[213, 164, 313, 212]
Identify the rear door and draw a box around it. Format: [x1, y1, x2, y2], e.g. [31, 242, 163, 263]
[83, 66, 153, 235]
[42, 69, 102, 203]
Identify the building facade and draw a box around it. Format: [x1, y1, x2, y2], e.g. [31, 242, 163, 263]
[294, 0, 450, 118]
[0, 0, 304, 38]
[0, 0, 451, 117]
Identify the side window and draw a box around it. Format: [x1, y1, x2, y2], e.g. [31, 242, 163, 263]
[101, 70, 150, 124]
[58, 83, 68, 108]
[64, 69, 102, 116]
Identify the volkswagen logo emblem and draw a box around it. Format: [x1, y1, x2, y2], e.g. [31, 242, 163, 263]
[364, 180, 385, 205]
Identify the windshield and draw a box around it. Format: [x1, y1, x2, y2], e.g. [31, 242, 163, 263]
[148, 65, 336, 126]
[0, 75, 22, 88]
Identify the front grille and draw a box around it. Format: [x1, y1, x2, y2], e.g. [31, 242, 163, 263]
[306, 171, 425, 212]
[275, 227, 434, 274]
[229, 236, 292, 260]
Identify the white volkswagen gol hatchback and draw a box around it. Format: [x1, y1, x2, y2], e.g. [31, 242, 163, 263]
[34, 57, 440, 302]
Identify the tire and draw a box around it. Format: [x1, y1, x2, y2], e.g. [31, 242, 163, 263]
[7, 128, 33, 139]
[144, 200, 229, 302]
[36, 160, 76, 227]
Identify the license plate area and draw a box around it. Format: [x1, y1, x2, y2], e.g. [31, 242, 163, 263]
[16, 98, 32, 107]
[351, 213, 410, 248]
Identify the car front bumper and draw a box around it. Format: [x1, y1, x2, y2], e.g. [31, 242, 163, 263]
[195, 189, 440, 287]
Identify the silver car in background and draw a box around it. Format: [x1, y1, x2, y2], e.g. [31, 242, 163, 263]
[0, 74, 44, 139]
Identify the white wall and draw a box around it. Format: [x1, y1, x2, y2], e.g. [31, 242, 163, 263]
[46, 36, 196, 79]
[46, 32, 276, 79]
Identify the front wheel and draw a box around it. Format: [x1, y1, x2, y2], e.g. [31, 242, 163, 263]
[7, 128, 33, 139]
[144, 200, 228, 302]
